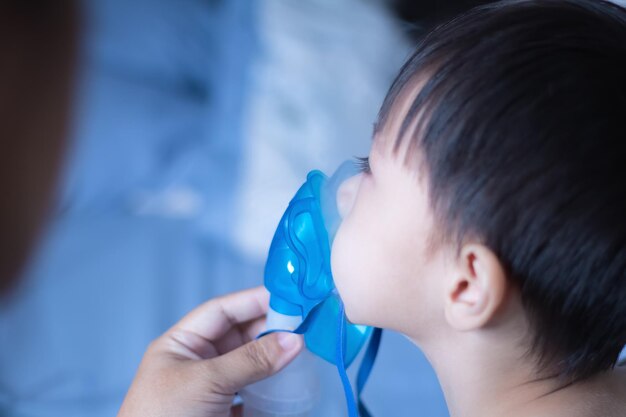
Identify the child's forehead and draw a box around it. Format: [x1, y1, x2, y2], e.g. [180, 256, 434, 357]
[373, 74, 431, 172]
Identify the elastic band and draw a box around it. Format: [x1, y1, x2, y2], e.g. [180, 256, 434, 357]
[356, 327, 382, 417]
[336, 301, 358, 417]
[336, 301, 382, 417]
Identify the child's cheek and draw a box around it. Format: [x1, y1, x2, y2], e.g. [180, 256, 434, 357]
[331, 218, 373, 325]
[331, 223, 355, 317]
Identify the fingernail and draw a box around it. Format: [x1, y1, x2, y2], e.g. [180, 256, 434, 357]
[277, 332, 300, 352]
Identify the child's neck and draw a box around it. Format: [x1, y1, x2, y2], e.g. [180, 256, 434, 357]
[414, 331, 626, 417]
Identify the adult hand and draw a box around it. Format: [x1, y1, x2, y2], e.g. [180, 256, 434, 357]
[117, 286, 304, 417]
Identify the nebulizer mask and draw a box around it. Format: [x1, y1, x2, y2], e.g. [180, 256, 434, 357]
[240, 161, 382, 417]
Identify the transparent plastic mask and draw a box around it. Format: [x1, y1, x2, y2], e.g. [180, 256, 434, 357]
[264, 161, 372, 366]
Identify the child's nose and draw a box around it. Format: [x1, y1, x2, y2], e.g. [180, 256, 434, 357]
[336, 173, 363, 219]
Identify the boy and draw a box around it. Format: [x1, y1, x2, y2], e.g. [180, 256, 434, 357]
[119, 1, 626, 416]
[331, 0, 626, 416]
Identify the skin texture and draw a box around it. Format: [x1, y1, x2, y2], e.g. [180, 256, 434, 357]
[330, 84, 626, 417]
[117, 286, 304, 417]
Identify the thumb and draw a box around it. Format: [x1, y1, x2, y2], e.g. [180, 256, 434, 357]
[207, 332, 304, 393]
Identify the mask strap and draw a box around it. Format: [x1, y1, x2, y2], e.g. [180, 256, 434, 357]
[357, 325, 382, 417]
[336, 301, 382, 417]
[257, 301, 383, 417]
[335, 301, 357, 416]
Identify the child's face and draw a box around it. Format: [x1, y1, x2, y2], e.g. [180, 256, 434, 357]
[331, 137, 453, 336]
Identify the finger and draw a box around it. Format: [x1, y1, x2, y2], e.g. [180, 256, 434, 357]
[245, 316, 267, 341]
[164, 316, 268, 361]
[206, 332, 304, 394]
[169, 286, 270, 343]
[213, 316, 267, 355]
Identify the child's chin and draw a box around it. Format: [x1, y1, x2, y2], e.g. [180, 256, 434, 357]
[342, 301, 369, 326]
[343, 304, 359, 324]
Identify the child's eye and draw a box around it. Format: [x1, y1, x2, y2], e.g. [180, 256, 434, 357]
[353, 156, 371, 174]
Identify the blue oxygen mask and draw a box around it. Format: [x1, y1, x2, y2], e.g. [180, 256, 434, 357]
[242, 161, 382, 417]
[263, 161, 374, 367]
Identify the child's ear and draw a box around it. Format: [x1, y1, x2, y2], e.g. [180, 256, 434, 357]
[444, 243, 507, 331]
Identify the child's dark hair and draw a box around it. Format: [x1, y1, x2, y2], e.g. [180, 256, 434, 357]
[378, 0, 626, 383]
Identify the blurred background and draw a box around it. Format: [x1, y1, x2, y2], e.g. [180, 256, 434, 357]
[1, 0, 581, 416]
